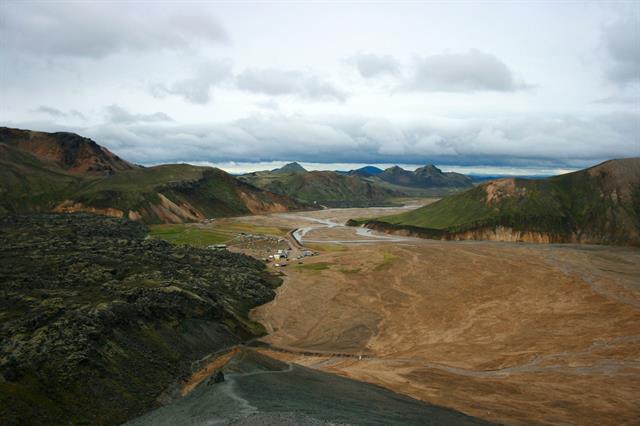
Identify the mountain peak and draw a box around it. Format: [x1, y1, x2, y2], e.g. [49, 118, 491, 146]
[384, 165, 407, 173]
[414, 164, 443, 176]
[0, 127, 136, 176]
[272, 162, 307, 174]
[348, 166, 384, 177]
[379, 163, 472, 188]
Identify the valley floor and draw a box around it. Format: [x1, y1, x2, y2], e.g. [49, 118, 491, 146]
[234, 205, 640, 425]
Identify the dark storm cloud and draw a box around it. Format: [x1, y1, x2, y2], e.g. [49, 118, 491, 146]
[150, 61, 233, 104]
[0, 3, 228, 59]
[602, 18, 640, 86]
[74, 111, 638, 169]
[407, 49, 528, 92]
[348, 53, 400, 78]
[104, 105, 173, 124]
[236, 68, 348, 102]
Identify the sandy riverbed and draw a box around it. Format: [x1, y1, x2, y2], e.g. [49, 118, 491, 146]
[239, 205, 640, 425]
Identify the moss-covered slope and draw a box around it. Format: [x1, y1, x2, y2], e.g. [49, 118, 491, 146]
[240, 170, 398, 207]
[0, 214, 281, 425]
[0, 127, 309, 223]
[367, 158, 640, 245]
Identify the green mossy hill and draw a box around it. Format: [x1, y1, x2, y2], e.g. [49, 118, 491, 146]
[371, 158, 640, 245]
[378, 165, 472, 189]
[270, 162, 307, 174]
[0, 214, 281, 425]
[0, 127, 309, 222]
[239, 170, 398, 207]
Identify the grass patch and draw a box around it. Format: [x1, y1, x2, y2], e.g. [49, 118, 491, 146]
[380, 186, 494, 230]
[374, 251, 398, 271]
[339, 267, 361, 275]
[295, 262, 332, 272]
[212, 221, 290, 237]
[149, 224, 231, 247]
[305, 243, 348, 252]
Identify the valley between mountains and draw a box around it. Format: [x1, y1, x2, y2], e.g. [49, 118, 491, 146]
[131, 205, 640, 425]
[1, 127, 639, 425]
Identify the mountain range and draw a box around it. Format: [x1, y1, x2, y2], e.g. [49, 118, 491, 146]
[240, 165, 397, 207]
[0, 127, 475, 216]
[358, 158, 640, 245]
[240, 162, 474, 206]
[0, 127, 308, 223]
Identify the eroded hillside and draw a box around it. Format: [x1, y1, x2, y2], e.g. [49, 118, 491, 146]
[0, 127, 309, 222]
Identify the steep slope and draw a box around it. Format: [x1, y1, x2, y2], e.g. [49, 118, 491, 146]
[240, 169, 398, 207]
[59, 164, 308, 223]
[0, 214, 282, 425]
[361, 158, 640, 245]
[378, 164, 472, 188]
[0, 143, 84, 215]
[0, 127, 136, 176]
[128, 349, 491, 426]
[0, 127, 309, 223]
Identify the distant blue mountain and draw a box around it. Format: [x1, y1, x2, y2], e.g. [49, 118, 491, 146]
[348, 166, 384, 176]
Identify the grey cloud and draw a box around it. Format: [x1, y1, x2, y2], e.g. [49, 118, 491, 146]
[603, 18, 640, 85]
[1, 3, 228, 59]
[349, 53, 400, 78]
[73, 111, 638, 168]
[407, 49, 528, 92]
[236, 68, 347, 102]
[105, 105, 173, 124]
[34, 106, 86, 120]
[593, 94, 640, 105]
[35, 106, 66, 118]
[151, 61, 232, 104]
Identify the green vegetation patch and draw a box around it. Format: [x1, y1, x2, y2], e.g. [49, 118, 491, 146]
[305, 243, 348, 252]
[339, 267, 361, 275]
[374, 252, 398, 271]
[295, 262, 332, 272]
[213, 221, 290, 237]
[149, 224, 231, 247]
[380, 186, 494, 230]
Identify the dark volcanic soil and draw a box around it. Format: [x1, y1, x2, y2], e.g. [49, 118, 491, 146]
[0, 214, 281, 425]
[127, 348, 493, 426]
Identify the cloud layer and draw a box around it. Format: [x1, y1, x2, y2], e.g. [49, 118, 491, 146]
[349, 53, 400, 78]
[105, 105, 173, 124]
[603, 18, 640, 86]
[64, 111, 637, 169]
[150, 61, 233, 104]
[237, 68, 347, 101]
[1, 3, 228, 59]
[1, 3, 638, 172]
[407, 50, 527, 92]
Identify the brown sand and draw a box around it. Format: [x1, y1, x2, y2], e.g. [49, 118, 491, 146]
[248, 207, 640, 425]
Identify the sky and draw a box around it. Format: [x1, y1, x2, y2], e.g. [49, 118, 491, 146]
[1, 1, 639, 175]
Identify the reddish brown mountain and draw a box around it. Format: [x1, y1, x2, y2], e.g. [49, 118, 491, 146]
[0, 127, 311, 222]
[0, 127, 136, 176]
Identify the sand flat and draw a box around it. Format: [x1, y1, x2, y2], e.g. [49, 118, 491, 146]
[247, 206, 640, 425]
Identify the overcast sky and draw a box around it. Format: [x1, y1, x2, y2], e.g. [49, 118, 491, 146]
[1, 1, 639, 174]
